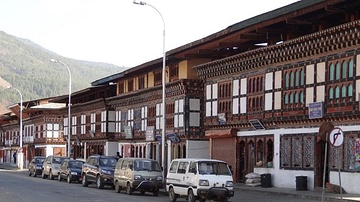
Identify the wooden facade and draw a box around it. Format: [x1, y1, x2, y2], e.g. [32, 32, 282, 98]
[1, 0, 360, 194]
[193, 0, 360, 194]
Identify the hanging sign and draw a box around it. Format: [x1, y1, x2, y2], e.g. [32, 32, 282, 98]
[329, 127, 344, 147]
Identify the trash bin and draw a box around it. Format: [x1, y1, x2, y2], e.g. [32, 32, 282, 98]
[260, 173, 272, 188]
[296, 176, 307, 191]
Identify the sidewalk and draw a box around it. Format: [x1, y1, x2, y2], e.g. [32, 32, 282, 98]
[159, 183, 360, 202]
[235, 183, 360, 202]
[0, 162, 26, 171]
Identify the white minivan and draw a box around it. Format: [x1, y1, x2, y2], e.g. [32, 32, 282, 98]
[166, 158, 234, 202]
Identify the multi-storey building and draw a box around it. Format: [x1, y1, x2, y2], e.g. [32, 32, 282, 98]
[193, 0, 360, 194]
[1, 0, 360, 195]
[0, 98, 66, 166]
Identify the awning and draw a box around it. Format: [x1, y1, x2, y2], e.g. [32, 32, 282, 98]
[205, 129, 236, 139]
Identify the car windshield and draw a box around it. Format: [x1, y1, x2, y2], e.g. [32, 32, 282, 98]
[69, 161, 84, 168]
[53, 157, 68, 164]
[198, 161, 231, 176]
[35, 158, 45, 164]
[99, 158, 117, 167]
[134, 160, 161, 171]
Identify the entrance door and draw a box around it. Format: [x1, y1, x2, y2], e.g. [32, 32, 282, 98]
[238, 140, 246, 182]
[314, 139, 329, 188]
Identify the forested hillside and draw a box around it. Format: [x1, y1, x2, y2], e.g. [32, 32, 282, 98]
[0, 31, 125, 113]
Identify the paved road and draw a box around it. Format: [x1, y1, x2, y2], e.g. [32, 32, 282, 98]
[0, 169, 329, 202]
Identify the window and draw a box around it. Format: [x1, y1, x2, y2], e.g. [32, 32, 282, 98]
[128, 79, 134, 92]
[90, 113, 96, 133]
[154, 70, 162, 86]
[169, 63, 179, 81]
[177, 161, 188, 174]
[81, 114, 86, 135]
[71, 116, 76, 135]
[46, 123, 60, 138]
[138, 76, 145, 90]
[280, 134, 315, 169]
[119, 82, 125, 94]
[169, 161, 179, 173]
[218, 81, 232, 113]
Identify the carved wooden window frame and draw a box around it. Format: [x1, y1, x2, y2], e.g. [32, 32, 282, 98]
[218, 81, 232, 113]
[280, 133, 315, 170]
[138, 75, 145, 90]
[169, 63, 179, 81]
[154, 70, 162, 86]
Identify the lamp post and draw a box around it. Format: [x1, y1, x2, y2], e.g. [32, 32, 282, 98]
[7, 86, 23, 169]
[51, 59, 72, 158]
[133, 1, 166, 173]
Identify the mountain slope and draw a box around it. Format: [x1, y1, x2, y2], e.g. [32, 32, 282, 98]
[0, 31, 125, 113]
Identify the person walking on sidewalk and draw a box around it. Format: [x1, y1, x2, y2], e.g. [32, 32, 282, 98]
[13, 151, 17, 164]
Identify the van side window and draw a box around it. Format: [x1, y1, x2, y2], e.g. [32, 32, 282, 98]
[121, 160, 128, 170]
[177, 162, 189, 174]
[188, 161, 196, 174]
[169, 161, 178, 173]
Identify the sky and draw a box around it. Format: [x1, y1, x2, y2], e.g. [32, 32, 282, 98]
[0, 0, 299, 68]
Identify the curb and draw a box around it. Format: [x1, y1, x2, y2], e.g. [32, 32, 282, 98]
[236, 187, 356, 202]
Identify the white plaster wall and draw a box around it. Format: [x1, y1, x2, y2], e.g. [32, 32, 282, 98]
[45, 144, 66, 157]
[238, 125, 360, 194]
[186, 140, 209, 159]
[330, 171, 360, 194]
[105, 141, 118, 156]
[254, 168, 314, 190]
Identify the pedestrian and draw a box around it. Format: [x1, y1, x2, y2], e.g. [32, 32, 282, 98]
[116, 152, 122, 159]
[13, 151, 17, 164]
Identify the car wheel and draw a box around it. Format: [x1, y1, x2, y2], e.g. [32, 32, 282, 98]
[115, 181, 121, 193]
[126, 182, 133, 195]
[169, 187, 177, 202]
[67, 175, 71, 183]
[188, 189, 196, 202]
[82, 174, 89, 187]
[152, 189, 159, 196]
[49, 170, 54, 180]
[58, 174, 62, 182]
[96, 175, 104, 189]
[41, 170, 47, 179]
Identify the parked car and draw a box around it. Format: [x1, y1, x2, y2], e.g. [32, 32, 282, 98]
[81, 154, 118, 189]
[28, 156, 46, 177]
[58, 159, 84, 183]
[42, 155, 70, 180]
[113, 158, 163, 196]
[166, 158, 234, 202]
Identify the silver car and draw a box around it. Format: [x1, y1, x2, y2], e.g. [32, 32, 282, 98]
[42, 155, 70, 180]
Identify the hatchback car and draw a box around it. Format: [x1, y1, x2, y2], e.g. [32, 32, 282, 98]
[28, 156, 46, 177]
[58, 159, 84, 183]
[42, 155, 70, 180]
[81, 155, 118, 189]
[114, 158, 163, 196]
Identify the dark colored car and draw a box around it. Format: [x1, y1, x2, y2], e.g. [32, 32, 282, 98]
[58, 159, 84, 183]
[28, 156, 46, 177]
[81, 155, 118, 189]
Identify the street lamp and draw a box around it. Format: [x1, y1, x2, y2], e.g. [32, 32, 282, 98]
[51, 59, 72, 158]
[7, 86, 23, 169]
[133, 1, 166, 173]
